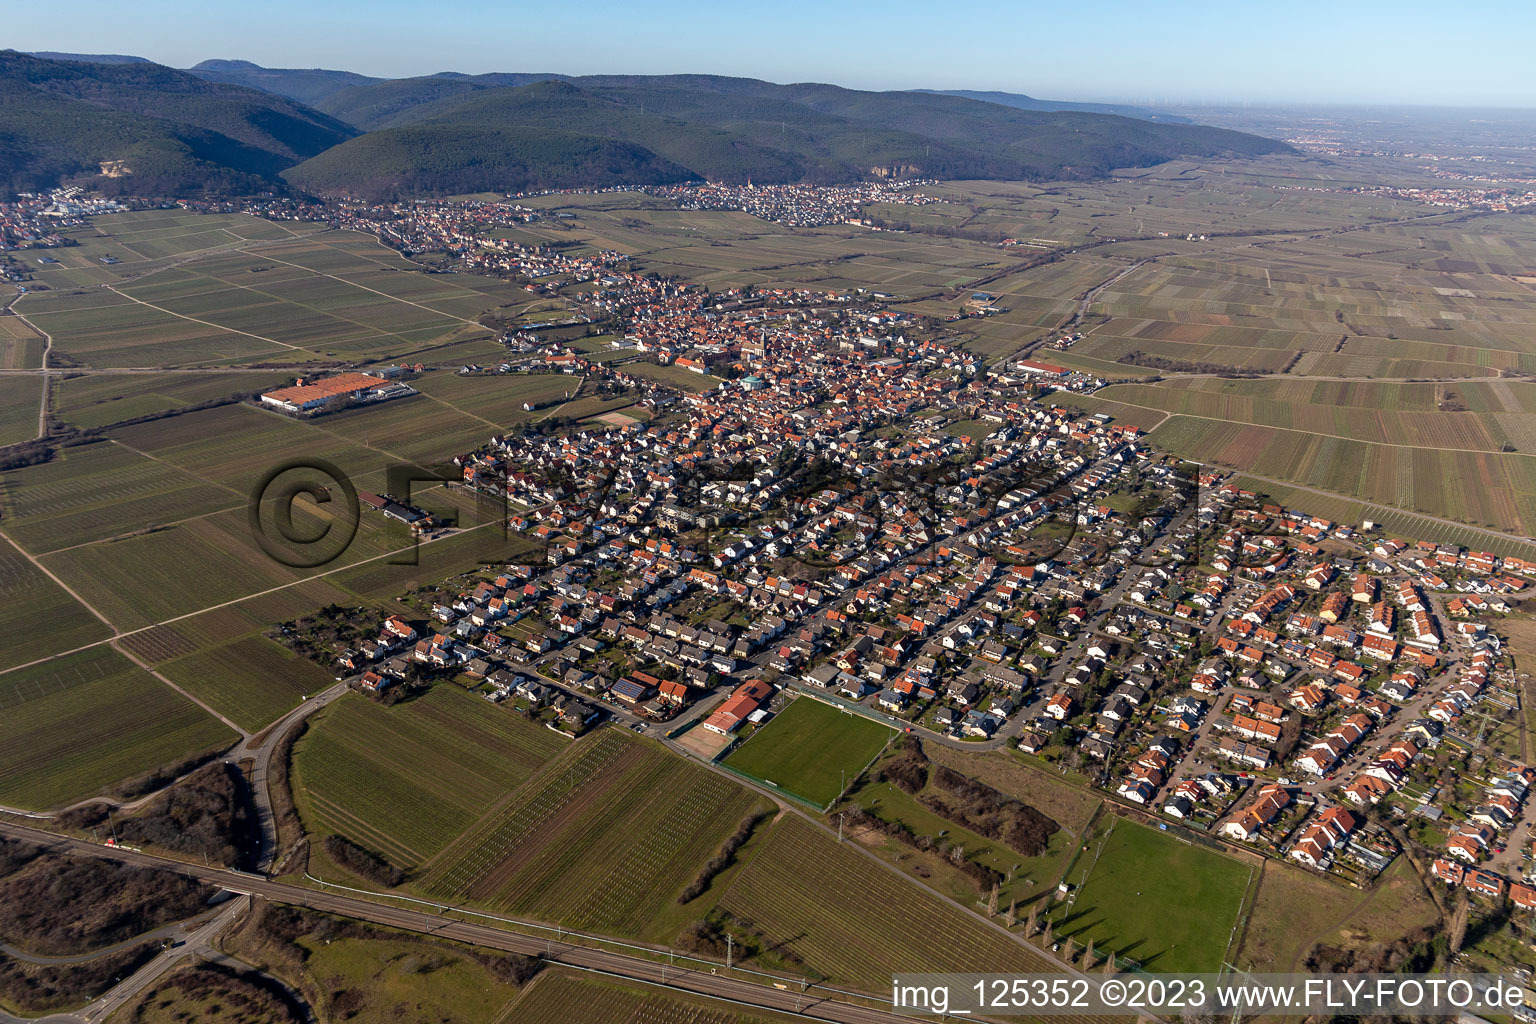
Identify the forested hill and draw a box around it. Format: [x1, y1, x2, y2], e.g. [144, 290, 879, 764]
[0, 51, 357, 196]
[286, 76, 1291, 198]
[1, 53, 1291, 199]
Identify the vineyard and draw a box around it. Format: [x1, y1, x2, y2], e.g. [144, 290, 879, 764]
[1225, 474, 1536, 558]
[0, 646, 235, 809]
[1148, 415, 1534, 535]
[1084, 381, 1511, 452]
[506, 970, 798, 1024]
[291, 684, 564, 870]
[418, 730, 770, 937]
[713, 815, 1037, 990]
[159, 634, 335, 732]
[0, 536, 112, 670]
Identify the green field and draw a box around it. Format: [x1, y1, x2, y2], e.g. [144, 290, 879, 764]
[0, 646, 236, 809]
[419, 730, 772, 938]
[1146, 414, 1536, 536]
[0, 533, 111, 671]
[714, 814, 1037, 989]
[1051, 818, 1253, 973]
[0, 314, 46, 368]
[292, 685, 566, 871]
[850, 779, 1079, 912]
[0, 439, 241, 556]
[218, 905, 528, 1024]
[621, 361, 720, 392]
[0, 377, 40, 446]
[940, 418, 999, 442]
[16, 219, 530, 369]
[722, 696, 894, 807]
[158, 633, 336, 732]
[1226, 474, 1536, 557]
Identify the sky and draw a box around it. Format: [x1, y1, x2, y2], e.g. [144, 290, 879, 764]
[10, 0, 1536, 108]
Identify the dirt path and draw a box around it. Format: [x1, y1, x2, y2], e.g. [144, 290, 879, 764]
[6, 306, 54, 440]
[247, 250, 485, 327]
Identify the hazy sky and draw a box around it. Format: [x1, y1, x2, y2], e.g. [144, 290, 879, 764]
[10, 0, 1536, 108]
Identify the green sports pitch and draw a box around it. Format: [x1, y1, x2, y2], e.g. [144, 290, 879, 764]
[721, 695, 894, 807]
[1053, 818, 1254, 973]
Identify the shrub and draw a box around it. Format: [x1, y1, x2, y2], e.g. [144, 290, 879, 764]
[322, 835, 404, 887]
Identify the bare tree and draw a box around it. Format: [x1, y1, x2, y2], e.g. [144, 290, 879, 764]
[1005, 897, 1017, 929]
[988, 882, 999, 917]
[1449, 891, 1470, 956]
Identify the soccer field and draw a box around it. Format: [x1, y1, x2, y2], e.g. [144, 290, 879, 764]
[1053, 818, 1253, 973]
[721, 695, 894, 807]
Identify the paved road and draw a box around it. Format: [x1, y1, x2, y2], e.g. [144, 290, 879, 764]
[0, 677, 348, 872]
[0, 822, 928, 1024]
[238, 681, 350, 871]
[0, 897, 244, 1024]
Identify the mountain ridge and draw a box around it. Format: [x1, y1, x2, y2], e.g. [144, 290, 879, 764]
[3, 53, 1292, 200]
[918, 88, 1191, 123]
[286, 75, 1290, 198]
[0, 51, 357, 196]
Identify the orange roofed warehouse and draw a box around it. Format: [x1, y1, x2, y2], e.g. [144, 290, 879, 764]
[260, 372, 403, 413]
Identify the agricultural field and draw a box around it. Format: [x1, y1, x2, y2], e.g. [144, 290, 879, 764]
[1078, 379, 1520, 453]
[620, 361, 719, 392]
[513, 197, 1010, 293]
[50, 370, 286, 430]
[411, 371, 584, 425]
[847, 779, 1080, 913]
[30, 210, 312, 275]
[1146, 414, 1536, 537]
[1224, 474, 1536, 558]
[0, 646, 236, 809]
[157, 634, 335, 733]
[418, 730, 772, 938]
[1, 367, 557, 633]
[504, 970, 800, 1024]
[1049, 818, 1254, 974]
[0, 314, 46, 368]
[115, 576, 364, 661]
[713, 814, 1039, 989]
[721, 697, 894, 807]
[325, 526, 544, 605]
[15, 218, 528, 369]
[0, 533, 111, 671]
[0, 437, 242, 555]
[291, 684, 565, 872]
[33, 506, 328, 632]
[0, 377, 40, 446]
[1012, 204, 1536, 538]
